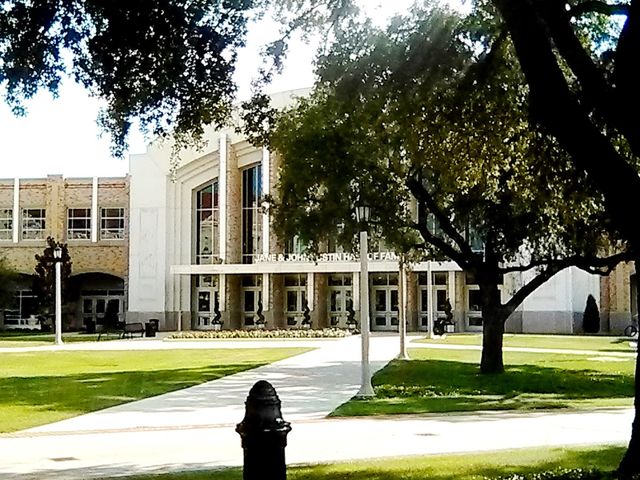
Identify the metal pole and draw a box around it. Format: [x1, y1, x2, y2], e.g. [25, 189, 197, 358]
[358, 229, 375, 397]
[427, 261, 434, 339]
[398, 260, 409, 360]
[55, 260, 63, 345]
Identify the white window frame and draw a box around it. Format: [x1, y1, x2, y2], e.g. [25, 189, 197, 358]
[0, 208, 12, 241]
[100, 207, 125, 240]
[67, 208, 92, 240]
[22, 208, 46, 240]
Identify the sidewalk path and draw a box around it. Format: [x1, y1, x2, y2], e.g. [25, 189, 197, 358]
[0, 334, 634, 479]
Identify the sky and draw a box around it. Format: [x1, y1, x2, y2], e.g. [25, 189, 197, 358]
[0, 0, 441, 179]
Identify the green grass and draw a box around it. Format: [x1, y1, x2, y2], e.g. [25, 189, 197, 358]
[120, 445, 625, 479]
[413, 333, 635, 352]
[332, 348, 635, 417]
[0, 331, 120, 347]
[0, 348, 308, 433]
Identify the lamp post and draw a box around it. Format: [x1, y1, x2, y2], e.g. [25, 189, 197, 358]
[53, 246, 63, 346]
[356, 205, 374, 397]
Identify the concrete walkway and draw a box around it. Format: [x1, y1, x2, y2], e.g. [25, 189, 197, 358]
[0, 334, 634, 479]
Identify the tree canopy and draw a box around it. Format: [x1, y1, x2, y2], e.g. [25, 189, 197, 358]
[266, 6, 631, 372]
[33, 236, 72, 316]
[0, 0, 256, 156]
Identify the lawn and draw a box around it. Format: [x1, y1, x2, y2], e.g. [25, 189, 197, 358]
[0, 348, 309, 432]
[413, 333, 634, 352]
[0, 331, 119, 347]
[332, 347, 635, 417]
[120, 445, 625, 479]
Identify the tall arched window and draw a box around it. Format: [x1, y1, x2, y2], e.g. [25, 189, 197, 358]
[242, 164, 262, 264]
[195, 181, 219, 264]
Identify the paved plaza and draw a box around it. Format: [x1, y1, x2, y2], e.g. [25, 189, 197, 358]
[0, 334, 633, 479]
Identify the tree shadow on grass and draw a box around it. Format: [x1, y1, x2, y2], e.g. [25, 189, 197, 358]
[0, 363, 267, 432]
[285, 446, 625, 480]
[333, 359, 634, 416]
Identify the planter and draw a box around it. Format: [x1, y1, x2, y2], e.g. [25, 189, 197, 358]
[212, 323, 222, 331]
[445, 324, 454, 333]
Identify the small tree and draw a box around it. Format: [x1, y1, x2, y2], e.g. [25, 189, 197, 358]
[0, 256, 19, 312]
[583, 294, 601, 334]
[32, 237, 72, 319]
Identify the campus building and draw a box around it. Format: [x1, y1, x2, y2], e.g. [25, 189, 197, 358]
[126, 89, 637, 335]
[0, 175, 129, 330]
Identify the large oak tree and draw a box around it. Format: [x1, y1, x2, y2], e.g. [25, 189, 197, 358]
[482, 1, 640, 476]
[265, 8, 630, 373]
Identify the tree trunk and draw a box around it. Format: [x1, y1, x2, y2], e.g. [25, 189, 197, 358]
[617, 258, 640, 479]
[479, 280, 508, 374]
[481, 314, 505, 374]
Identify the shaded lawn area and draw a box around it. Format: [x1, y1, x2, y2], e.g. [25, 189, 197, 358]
[0, 331, 119, 347]
[120, 445, 625, 479]
[413, 333, 634, 353]
[0, 348, 309, 433]
[332, 348, 634, 417]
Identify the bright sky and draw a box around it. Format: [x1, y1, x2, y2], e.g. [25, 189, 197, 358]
[0, 0, 446, 179]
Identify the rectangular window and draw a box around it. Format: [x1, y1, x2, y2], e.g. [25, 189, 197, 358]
[0, 208, 12, 240]
[242, 165, 262, 264]
[196, 181, 219, 264]
[101, 208, 125, 239]
[22, 208, 45, 240]
[67, 208, 91, 240]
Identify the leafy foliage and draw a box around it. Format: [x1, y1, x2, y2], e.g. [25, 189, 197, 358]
[0, 0, 257, 156]
[32, 237, 72, 314]
[266, 5, 631, 373]
[0, 255, 18, 309]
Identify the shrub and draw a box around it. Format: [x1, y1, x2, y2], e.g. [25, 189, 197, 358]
[582, 294, 601, 334]
[167, 328, 352, 340]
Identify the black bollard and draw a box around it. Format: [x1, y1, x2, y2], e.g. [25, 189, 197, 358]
[236, 380, 292, 480]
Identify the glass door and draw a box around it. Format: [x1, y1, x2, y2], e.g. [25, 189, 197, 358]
[371, 287, 399, 331]
[196, 288, 219, 328]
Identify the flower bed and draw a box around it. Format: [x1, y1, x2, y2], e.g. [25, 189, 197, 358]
[167, 327, 353, 340]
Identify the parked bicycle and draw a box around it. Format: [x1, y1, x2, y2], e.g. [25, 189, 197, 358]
[624, 314, 638, 337]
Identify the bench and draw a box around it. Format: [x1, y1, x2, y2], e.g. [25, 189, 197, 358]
[122, 322, 145, 339]
[97, 321, 144, 340]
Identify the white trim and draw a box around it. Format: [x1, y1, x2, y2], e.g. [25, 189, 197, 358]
[171, 260, 460, 275]
[91, 177, 98, 242]
[353, 271, 360, 310]
[12, 178, 19, 243]
[219, 274, 226, 311]
[262, 147, 270, 255]
[219, 133, 227, 261]
[262, 273, 269, 311]
[306, 272, 314, 310]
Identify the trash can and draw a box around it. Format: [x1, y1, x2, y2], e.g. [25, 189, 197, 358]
[145, 322, 156, 337]
[149, 319, 159, 332]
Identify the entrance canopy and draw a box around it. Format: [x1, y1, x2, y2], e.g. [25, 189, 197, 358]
[170, 259, 461, 275]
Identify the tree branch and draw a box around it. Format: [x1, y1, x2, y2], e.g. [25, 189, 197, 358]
[504, 264, 564, 313]
[411, 221, 471, 269]
[406, 176, 476, 260]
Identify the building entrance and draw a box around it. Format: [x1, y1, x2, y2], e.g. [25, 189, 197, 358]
[194, 275, 219, 329]
[371, 273, 398, 331]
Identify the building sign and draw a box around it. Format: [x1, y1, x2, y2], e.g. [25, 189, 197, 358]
[255, 251, 399, 263]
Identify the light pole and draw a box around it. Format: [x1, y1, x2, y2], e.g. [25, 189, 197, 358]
[356, 204, 374, 397]
[53, 245, 63, 345]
